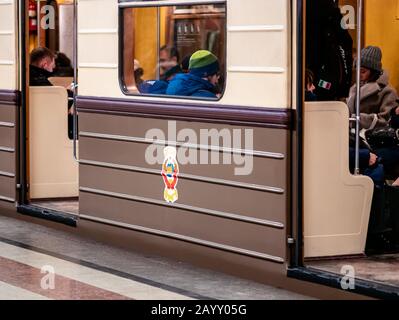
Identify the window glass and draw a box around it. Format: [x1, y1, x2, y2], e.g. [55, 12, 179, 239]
[121, 3, 226, 99]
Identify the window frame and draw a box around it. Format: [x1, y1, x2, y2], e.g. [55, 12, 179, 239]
[118, 0, 228, 101]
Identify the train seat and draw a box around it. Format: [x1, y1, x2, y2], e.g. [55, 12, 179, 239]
[29, 86, 78, 199]
[303, 101, 374, 258]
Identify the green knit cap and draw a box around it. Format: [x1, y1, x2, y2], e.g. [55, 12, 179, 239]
[189, 50, 219, 77]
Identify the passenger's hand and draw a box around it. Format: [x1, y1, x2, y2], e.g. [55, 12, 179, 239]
[395, 107, 399, 115]
[369, 153, 377, 166]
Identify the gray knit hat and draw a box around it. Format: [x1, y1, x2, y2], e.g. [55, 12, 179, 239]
[360, 46, 382, 72]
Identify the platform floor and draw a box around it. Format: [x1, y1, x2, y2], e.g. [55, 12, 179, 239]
[0, 215, 312, 300]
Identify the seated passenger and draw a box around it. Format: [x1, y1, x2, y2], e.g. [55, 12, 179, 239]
[53, 52, 74, 77]
[159, 45, 180, 79]
[138, 65, 182, 95]
[376, 105, 399, 186]
[347, 46, 398, 130]
[134, 59, 144, 88]
[390, 105, 399, 129]
[166, 50, 220, 98]
[305, 69, 317, 101]
[180, 54, 191, 73]
[349, 147, 384, 188]
[30, 47, 56, 86]
[30, 47, 75, 139]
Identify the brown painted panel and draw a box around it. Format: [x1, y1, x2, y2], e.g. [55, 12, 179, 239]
[0, 127, 15, 148]
[0, 176, 15, 199]
[0, 105, 16, 123]
[79, 137, 287, 188]
[0, 91, 19, 105]
[0, 151, 15, 173]
[0, 201, 15, 213]
[79, 192, 286, 259]
[80, 164, 286, 222]
[76, 96, 292, 129]
[0, 91, 18, 203]
[79, 113, 289, 154]
[77, 96, 290, 269]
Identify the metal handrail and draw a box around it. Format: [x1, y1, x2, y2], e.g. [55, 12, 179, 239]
[354, 0, 363, 175]
[37, 0, 40, 46]
[72, 0, 79, 162]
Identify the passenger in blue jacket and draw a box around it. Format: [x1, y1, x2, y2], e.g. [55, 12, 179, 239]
[166, 50, 220, 98]
[138, 65, 183, 95]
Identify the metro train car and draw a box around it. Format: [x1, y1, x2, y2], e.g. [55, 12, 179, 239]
[0, 0, 399, 299]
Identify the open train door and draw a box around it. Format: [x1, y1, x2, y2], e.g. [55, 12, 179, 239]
[15, 0, 79, 226]
[0, 0, 20, 214]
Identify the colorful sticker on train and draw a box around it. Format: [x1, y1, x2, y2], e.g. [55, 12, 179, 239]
[161, 146, 179, 203]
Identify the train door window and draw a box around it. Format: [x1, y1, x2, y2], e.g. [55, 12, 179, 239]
[119, 1, 226, 99]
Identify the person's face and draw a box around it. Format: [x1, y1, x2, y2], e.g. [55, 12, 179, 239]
[159, 49, 177, 76]
[307, 82, 315, 92]
[41, 57, 55, 73]
[360, 67, 371, 82]
[208, 73, 220, 86]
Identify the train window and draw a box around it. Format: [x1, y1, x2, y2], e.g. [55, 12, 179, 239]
[120, 2, 226, 99]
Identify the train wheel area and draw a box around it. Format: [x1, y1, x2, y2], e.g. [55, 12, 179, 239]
[0, 215, 311, 300]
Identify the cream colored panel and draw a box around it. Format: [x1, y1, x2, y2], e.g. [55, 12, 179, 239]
[76, 0, 290, 109]
[0, 34, 13, 60]
[29, 87, 79, 199]
[221, 73, 287, 108]
[77, 0, 119, 97]
[0, 2, 13, 31]
[0, 65, 15, 89]
[228, 0, 287, 26]
[79, 33, 118, 65]
[78, 0, 117, 30]
[0, 0, 16, 90]
[304, 102, 373, 258]
[227, 0, 290, 106]
[78, 68, 121, 97]
[228, 32, 286, 67]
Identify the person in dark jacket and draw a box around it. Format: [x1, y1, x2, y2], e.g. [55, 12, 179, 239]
[138, 64, 183, 95]
[30, 47, 75, 139]
[376, 105, 399, 186]
[159, 45, 180, 79]
[30, 46, 73, 105]
[166, 50, 220, 98]
[349, 147, 384, 188]
[30, 47, 56, 86]
[305, 69, 317, 101]
[53, 52, 74, 77]
[306, 0, 353, 101]
[390, 105, 399, 130]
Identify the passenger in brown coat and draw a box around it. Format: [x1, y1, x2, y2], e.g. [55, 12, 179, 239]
[347, 46, 398, 130]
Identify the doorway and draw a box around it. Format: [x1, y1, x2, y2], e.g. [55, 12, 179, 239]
[24, 0, 78, 217]
[303, 0, 399, 289]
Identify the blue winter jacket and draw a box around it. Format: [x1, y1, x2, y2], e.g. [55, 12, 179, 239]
[138, 80, 169, 95]
[166, 73, 217, 98]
